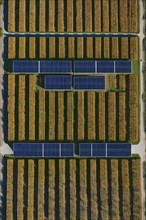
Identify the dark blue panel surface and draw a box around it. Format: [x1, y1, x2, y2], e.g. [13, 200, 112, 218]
[74, 76, 105, 90]
[44, 75, 72, 90]
[40, 61, 72, 73]
[97, 61, 114, 73]
[115, 61, 131, 73]
[92, 143, 106, 157]
[79, 143, 91, 156]
[74, 61, 95, 73]
[13, 143, 42, 157]
[107, 143, 131, 157]
[61, 143, 74, 157]
[44, 143, 60, 157]
[13, 61, 38, 73]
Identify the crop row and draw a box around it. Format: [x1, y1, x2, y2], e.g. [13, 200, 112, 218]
[8, 36, 139, 61]
[7, 0, 139, 33]
[7, 74, 139, 143]
[5, 158, 142, 220]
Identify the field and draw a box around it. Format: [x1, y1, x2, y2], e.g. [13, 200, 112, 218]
[7, 36, 139, 60]
[7, 73, 139, 144]
[7, 0, 139, 33]
[4, 157, 142, 220]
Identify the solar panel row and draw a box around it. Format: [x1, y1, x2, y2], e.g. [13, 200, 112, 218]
[79, 143, 131, 157]
[74, 61, 132, 74]
[13, 60, 132, 74]
[13, 143, 74, 157]
[43, 75, 105, 90]
[74, 76, 105, 90]
[13, 60, 72, 74]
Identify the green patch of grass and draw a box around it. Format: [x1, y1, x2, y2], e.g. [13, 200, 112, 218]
[0, 27, 3, 36]
[0, 0, 4, 5]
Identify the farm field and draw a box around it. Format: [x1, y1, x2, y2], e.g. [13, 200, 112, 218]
[4, 157, 142, 220]
[6, 73, 139, 144]
[7, 36, 139, 60]
[6, 0, 139, 33]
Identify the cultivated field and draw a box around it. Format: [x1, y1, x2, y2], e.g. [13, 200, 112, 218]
[7, 0, 139, 33]
[7, 36, 139, 60]
[4, 158, 142, 220]
[7, 74, 139, 143]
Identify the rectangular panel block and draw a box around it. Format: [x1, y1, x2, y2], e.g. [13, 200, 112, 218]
[61, 143, 74, 157]
[107, 144, 131, 157]
[92, 143, 106, 157]
[13, 61, 38, 73]
[13, 143, 42, 157]
[44, 143, 60, 157]
[74, 76, 105, 90]
[40, 61, 72, 74]
[115, 61, 131, 73]
[97, 61, 114, 73]
[79, 143, 91, 157]
[74, 61, 95, 73]
[44, 76, 72, 90]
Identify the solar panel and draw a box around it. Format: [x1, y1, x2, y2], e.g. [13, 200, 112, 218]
[115, 61, 131, 73]
[13, 61, 38, 73]
[97, 61, 114, 73]
[107, 143, 131, 157]
[79, 143, 91, 157]
[61, 143, 74, 157]
[92, 143, 106, 157]
[44, 143, 60, 157]
[74, 76, 105, 90]
[13, 143, 42, 157]
[74, 61, 95, 73]
[44, 75, 72, 90]
[40, 61, 72, 74]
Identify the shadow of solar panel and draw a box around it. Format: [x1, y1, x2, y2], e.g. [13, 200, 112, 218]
[92, 143, 106, 157]
[115, 61, 131, 73]
[44, 75, 72, 90]
[13, 143, 42, 157]
[79, 143, 91, 156]
[97, 61, 114, 73]
[44, 143, 60, 157]
[13, 61, 38, 73]
[61, 143, 74, 157]
[74, 76, 105, 90]
[74, 61, 95, 73]
[40, 61, 72, 74]
[107, 143, 131, 157]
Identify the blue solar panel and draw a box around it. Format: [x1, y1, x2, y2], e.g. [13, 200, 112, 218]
[44, 75, 72, 90]
[13, 143, 42, 157]
[74, 76, 105, 90]
[115, 61, 131, 73]
[13, 61, 38, 73]
[44, 143, 60, 157]
[79, 143, 91, 156]
[74, 61, 95, 73]
[97, 61, 114, 73]
[40, 61, 72, 74]
[92, 143, 106, 157]
[61, 143, 74, 157]
[107, 143, 131, 157]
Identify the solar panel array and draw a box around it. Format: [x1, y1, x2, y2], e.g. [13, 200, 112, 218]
[40, 61, 72, 74]
[74, 76, 105, 90]
[44, 75, 72, 90]
[13, 61, 38, 73]
[13, 60, 72, 74]
[79, 143, 131, 157]
[74, 60, 132, 74]
[13, 143, 74, 157]
[13, 60, 132, 74]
